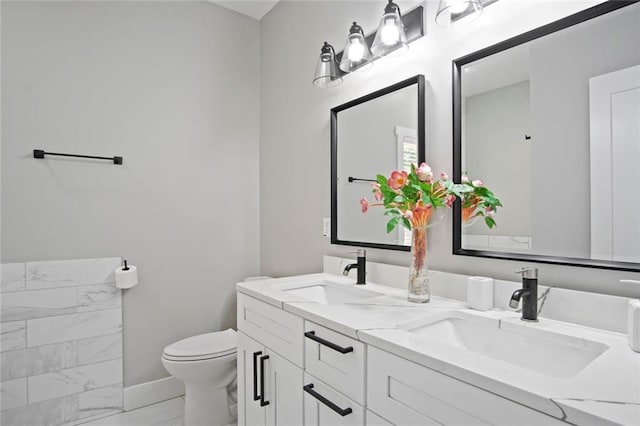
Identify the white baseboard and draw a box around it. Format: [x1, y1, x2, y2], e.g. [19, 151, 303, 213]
[124, 376, 185, 411]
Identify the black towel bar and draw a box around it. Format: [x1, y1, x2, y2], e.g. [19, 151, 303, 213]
[348, 176, 376, 183]
[34, 149, 123, 165]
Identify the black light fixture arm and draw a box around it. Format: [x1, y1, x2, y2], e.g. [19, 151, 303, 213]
[34, 149, 123, 165]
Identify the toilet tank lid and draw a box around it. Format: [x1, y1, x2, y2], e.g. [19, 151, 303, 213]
[164, 328, 237, 358]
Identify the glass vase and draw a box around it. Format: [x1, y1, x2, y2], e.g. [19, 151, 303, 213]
[408, 224, 430, 303]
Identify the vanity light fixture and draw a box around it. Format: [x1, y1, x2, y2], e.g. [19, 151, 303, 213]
[339, 22, 374, 73]
[435, 0, 483, 28]
[313, 3, 424, 88]
[371, 0, 408, 57]
[313, 42, 343, 88]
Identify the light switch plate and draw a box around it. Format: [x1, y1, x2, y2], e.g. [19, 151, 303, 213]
[323, 217, 330, 237]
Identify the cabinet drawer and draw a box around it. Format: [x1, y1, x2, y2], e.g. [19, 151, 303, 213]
[303, 372, 364, 426]
[304, 321, 366, 404]
[368, 347, 565, 426]
[237, 293, 304, 367]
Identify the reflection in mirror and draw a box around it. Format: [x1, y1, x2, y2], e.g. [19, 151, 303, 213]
[332, 75, 425, 251]
[453, 1, 640, 271]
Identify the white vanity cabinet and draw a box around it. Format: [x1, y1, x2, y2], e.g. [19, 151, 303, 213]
[237, 293, 305, 426]
[365, 410, 393, 426]
[367, 347, 566, 426]
[236, 290, 570, 426]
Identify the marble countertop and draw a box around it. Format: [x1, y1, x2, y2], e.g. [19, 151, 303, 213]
[237, 273, 640, 425]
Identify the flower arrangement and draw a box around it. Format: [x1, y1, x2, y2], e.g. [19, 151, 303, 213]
[360, 162, 502, 303]
[459, 173, 503, 228]
[360, 163, 502, 231]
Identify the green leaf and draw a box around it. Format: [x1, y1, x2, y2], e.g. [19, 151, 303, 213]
[401, 217, 411, 230]
[392, 195, 405, 204]
[387, 217, 400, 233]
[431, 197, 444, 207]
[453, 184, 473, 194]
[475, 187, 491, 197]
[485, 216, 496, 228]
[384, 209, 402, 218]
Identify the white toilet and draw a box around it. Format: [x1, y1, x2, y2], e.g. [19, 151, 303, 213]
[162, 329, 238, 426]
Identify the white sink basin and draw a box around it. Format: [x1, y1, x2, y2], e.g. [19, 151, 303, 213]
[401, 312, 609, 379]
[279, 280, 383, 304]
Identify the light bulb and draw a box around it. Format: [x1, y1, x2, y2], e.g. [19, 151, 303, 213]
[380, 18, 400, 45]
[348, 38, 365, 61]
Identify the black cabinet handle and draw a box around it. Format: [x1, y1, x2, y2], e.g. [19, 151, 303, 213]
[252, 351, 262, 401]
[259, 355, 270, 407]
[303, 383, 353, 417]
[304, 331, 354, 354]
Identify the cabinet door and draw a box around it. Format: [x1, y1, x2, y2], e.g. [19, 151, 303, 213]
[264, 349, 304, 426]
[238, 331, 266, 426]
[366, 410, 394, 426]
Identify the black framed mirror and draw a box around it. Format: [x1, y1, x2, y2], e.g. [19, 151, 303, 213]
[331, 75, 425, 251]
[453, 1, 640, 271]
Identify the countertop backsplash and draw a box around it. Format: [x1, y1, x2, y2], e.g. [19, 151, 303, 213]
[324, 255, 632, 334]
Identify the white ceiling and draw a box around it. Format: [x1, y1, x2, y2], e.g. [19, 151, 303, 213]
[208, 0, 280, 20]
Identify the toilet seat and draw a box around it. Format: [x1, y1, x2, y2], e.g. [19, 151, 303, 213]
[163, 329, 237, 362]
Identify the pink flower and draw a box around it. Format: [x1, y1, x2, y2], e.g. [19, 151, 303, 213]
[461, 174, 470, 183]
[486, 206, 495, 218]
[445, 194, 456, 208]
[416, 163, 433, 182]
[440, 172, 449, 180]
[403, 210, 413, 220]
[372, 183, 383, 201]
[472, 179, 484, 187]
[388, 171, 408, 190]
[360, 198, 369, 213]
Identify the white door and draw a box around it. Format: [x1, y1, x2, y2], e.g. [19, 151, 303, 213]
[238, 331, 266, 426]
[589, 65, 640, 262]
[265, 349, 303, 426]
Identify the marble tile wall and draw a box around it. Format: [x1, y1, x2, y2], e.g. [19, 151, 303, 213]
[0, 258, 123, 425]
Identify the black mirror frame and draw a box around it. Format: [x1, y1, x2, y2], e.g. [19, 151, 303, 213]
[452, 0, 640, 272]
[331, 74, 425, 251]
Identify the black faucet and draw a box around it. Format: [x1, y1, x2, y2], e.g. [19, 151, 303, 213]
[343, 249, 366, 285]
[509, 267, 539, 322]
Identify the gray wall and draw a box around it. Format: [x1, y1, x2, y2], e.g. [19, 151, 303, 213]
[259, 0, 640, 297]
[529, 5, 640, 258]
[1, 1, 260, 386]
[464, 81, 531, 237]
[337, 85, 417, 245]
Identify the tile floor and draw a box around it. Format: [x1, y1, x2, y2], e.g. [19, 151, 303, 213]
[77, 397, 185, 426]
